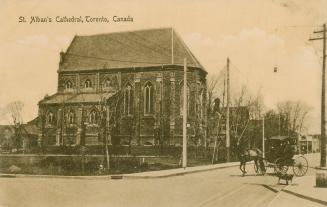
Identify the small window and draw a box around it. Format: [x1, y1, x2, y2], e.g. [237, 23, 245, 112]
[47, 112, 54, 124]
[65, 80, 73, 89]
[103, 79, 110, 89]
[199, 91, 203, 119]
[84, 79, 92, 88]
[68, 111, 75, 124]
[89, 110, 98, 124]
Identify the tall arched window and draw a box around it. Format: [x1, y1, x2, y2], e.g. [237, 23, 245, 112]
[68, 110, 75, 124]
[65, 80, 73, 89]
[144, 82, 154, 114]
[84, 79, 92, 88]
[47, 111, 54, 124]
[89, 110, 98, 124]
[180, 85, 190, 115]
[199, 90, 203, 119]
[123, 84, 133, 115]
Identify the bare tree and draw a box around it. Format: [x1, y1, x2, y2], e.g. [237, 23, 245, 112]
[207, 72, 266, 155]
[276, 100, 312, 136]
[230, 85, 250, 139]
[100, 91, 124, 172]
[248, 90, 265, 120]
[228, 86, 265, 149]
[206, 72, 226, 144]
[207, 73, 226, 119]
[5, 101, 24, 125]
[3, 101, 24, 151]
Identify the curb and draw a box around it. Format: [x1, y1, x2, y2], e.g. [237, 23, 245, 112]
[280, 176, 327, 206]
[281, 189, 327, 206]
[0, 162, 240, 180]
[0, 174, 112, 180]
[267, 176, 327, 207]
[123, 162, 241, 179]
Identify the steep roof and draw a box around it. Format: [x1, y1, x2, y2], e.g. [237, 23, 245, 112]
[0, 125, 14, 135]
[60, 28, 205, 72]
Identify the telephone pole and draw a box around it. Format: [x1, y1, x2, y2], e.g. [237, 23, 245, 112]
[309, 24, 326, 167]
[226, 57, 231, 162]
[182, 58, 188, 168]
[262, 116, 265, 159]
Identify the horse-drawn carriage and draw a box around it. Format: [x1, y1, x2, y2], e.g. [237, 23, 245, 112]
[261, 136, 308, 177]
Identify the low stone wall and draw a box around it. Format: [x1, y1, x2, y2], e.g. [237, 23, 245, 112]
[0, 145, 238, 175]
[31, 145, 235, 161]
[0, 154, 180, 175]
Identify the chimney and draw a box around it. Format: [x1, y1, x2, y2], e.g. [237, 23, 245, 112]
[60, 51, 65, 64]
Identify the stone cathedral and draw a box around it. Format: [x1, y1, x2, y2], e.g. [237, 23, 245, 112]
[38, 28, 207, 148]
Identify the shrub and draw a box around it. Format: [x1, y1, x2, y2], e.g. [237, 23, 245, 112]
[8, 165, 21, 173]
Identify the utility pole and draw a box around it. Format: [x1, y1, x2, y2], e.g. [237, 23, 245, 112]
[182, 58, 187, 168]
[278, 113, 281, 136]
[160, 68, 164, 154]
[262, 116, 265, 158]
[226, 57, 231, 162]
[309, 24, 326, 167]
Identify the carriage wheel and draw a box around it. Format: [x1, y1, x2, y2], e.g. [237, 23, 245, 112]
[274, 158, 289, 175]
[293, 156, 308, 177]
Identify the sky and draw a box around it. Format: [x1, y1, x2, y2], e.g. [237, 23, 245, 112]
[0, 0, 326, 133]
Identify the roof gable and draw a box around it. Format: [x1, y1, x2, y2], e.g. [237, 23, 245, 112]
[60, 28, 205, 72]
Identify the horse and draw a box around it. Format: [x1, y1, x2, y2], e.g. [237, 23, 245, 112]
[235, 143, 266, 176]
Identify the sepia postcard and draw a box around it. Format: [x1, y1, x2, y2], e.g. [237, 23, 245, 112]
[0, 0, 327, 206]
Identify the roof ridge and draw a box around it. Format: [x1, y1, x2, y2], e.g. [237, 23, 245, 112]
[75, 27, 174, 38]
[172, 30, 206, 71]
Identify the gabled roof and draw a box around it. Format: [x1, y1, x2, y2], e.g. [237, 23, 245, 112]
[22, 124, 39, 136]
[39, 92, 116, 105]
[0, 125, 14, 134]
[60, 28, 205, 72]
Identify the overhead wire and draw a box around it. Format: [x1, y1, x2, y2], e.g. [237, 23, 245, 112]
[2, 24, 323, 65]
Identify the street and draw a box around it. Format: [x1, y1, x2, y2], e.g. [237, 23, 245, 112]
[0, 160, 317, 207]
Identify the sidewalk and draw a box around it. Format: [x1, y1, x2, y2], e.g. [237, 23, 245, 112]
[267, 176, 327, 207]
[267, 153, 327, 207]
[0, 161, 240, 180]
[123, 161, 240, 179]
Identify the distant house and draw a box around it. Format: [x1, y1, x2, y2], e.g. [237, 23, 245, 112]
[0, 125, 14, 150]
[311, 134, 321, 152]
[38, 28, 208, 148]
[299, 134, 320, 153]
[21, 117, 40, 151]
[0, 118, 39, 152]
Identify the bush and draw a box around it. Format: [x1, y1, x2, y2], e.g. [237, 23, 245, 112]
[8, 165, 21, 173]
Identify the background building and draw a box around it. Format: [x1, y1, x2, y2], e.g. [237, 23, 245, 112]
[299, 134, 320, 153]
